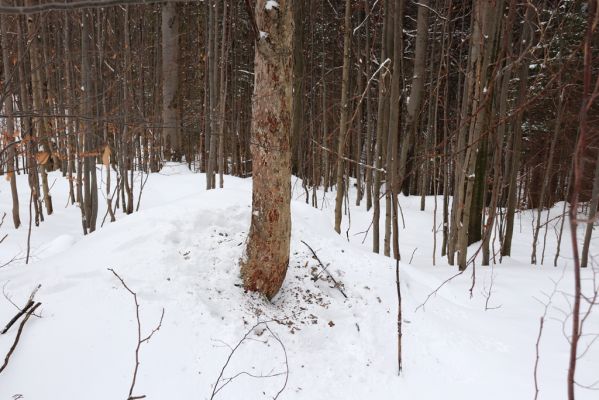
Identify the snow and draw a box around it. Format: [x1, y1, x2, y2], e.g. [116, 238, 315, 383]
[265, 0, 279, 11]
[0, 165, 597, 399]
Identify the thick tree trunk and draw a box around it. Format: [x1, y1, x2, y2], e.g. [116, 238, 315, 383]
[241, 0, 294, 300]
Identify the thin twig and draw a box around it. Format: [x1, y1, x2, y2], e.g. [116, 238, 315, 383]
[108, 268, 164, 400]
[210, 320, 288, 399]
[415, 270, 465, 312]
[301, 240, 348, 299]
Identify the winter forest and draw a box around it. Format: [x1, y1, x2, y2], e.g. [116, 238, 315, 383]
[0, 0, 598, 398]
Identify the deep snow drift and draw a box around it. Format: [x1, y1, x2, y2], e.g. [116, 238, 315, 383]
[0, 164, 597, 399]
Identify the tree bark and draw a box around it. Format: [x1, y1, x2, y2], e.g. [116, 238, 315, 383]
[241, 0, 294, 300]
[1, 14, 21, 228]
[161, 2, 180, 161]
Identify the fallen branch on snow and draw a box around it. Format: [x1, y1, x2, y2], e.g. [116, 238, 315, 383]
[0, 300, 41, 374]
[210, 320, 288, 400]
[301, 240, 348, 299]
[1, 284, 41, 334]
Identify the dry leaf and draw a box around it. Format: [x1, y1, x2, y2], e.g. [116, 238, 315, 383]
[102, 145, 111, 166]
[36, 151, 50, 165]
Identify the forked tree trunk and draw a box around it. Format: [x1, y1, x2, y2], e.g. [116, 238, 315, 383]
[241, 0, 294, 300]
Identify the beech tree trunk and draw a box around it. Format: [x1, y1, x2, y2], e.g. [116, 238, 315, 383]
[161, 2, 180, 161]
[241, 0, 294, 300]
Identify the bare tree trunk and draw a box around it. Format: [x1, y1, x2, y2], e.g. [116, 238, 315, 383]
[1, 14, 21, 228]
[502, 5, 532, 257]
[386, 0, 404, 260]
[217, 1, 229, 188]
[397, 0, 428, 192]
[581, 150, 599, 269]
[241, 0, 294, 300]
[291, 0, 304, 177]
[161, 2, 180, 161]
[206, 0, 219, 189]
[81, 9, 98, 233]
[333, 0, 353, 234]
[373, 0, 391, 253]
[25, 0, 53, 216]
[364, 0, 374, 211]
[63, 13, 76, 205]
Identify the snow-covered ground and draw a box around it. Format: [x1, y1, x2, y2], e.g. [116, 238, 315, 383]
[0, 164, 597, 399]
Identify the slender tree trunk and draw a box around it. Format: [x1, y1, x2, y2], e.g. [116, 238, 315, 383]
[581, 150, 599, 269]
[502, 6, 532, 257]
[1, 14, 21, 228]
[25, 0, 53, 215]
[373, 0, 391, 253]
[217, 1, 229, 188]
[386, 0, 404, 260]
[333, 0, 353, 234]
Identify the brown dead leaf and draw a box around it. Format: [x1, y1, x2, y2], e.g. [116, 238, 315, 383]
[36, 151, 50, 165]
[102, 145, 111, 166]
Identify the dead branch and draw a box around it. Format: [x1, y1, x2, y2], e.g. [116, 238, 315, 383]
[0, 0, 194, 14]
[108, 268, 164, 400]
[0, 302, 41, 374]
[210, 320, 288, 400]
[415, 270, 465, 312]
[301, 240, 348, 299]
[1, 284, 41, 335]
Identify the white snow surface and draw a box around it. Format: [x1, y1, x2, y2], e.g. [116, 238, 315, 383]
[0, 163, 597, 399]
[265, 0, 279, 11]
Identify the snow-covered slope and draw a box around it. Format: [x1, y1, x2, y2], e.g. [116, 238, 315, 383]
[0, 165, 597, 399]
